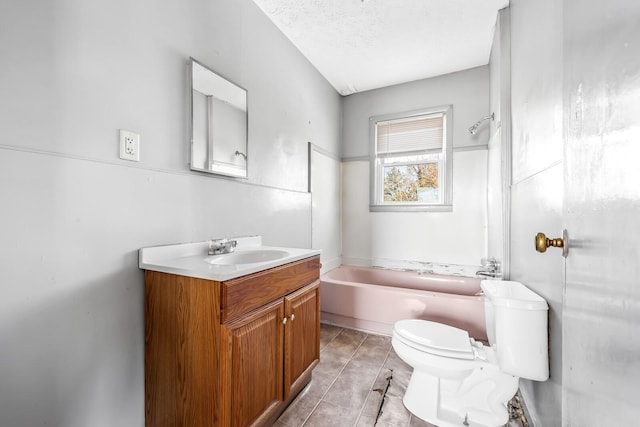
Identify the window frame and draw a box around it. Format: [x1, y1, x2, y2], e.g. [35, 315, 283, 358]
[369, 105, 453, 212]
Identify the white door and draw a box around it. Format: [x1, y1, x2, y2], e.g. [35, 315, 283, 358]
[561, 0, 640, 424]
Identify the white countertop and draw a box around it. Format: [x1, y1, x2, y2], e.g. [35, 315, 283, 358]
[139, 236, 321, 281]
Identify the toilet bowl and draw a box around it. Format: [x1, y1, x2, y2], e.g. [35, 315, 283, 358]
[392, 280, 548, 427]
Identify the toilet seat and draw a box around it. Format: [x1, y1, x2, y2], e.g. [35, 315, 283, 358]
[393, 319, 475, 360]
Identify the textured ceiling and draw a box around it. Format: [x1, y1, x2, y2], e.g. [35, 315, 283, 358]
[251, 0, 509, 95]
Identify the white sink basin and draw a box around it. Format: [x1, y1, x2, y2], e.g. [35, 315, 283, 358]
[139, 236, 320, 281]
[205, 250, 291, 265]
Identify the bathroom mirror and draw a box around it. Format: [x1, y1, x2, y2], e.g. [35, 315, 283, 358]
[190, 58, 248, 178]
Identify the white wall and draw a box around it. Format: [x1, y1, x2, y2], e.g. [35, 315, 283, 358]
[486, 9, 510, 273]
[342, 152, 486, 268]
[342, 66, 492, 158]
[310, 145, 342, 273]
[0, 0, 341, 425]
[341, 67, 490, 269]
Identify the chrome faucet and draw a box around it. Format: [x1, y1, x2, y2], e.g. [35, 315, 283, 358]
[208, 238, 237, 255]
[476, 257, 501, 278]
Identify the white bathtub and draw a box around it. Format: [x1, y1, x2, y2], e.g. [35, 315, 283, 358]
[320, 265, 487, 340]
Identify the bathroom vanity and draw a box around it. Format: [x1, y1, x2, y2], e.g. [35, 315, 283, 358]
[140, 237, 321, 427]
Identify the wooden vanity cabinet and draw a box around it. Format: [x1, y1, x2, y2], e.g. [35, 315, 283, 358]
[220, 299, 285, 427]
[144, 256, 320, 427]
[283, 283, 321, 399]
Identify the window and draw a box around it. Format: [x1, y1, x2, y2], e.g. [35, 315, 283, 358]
[369, 105, 453, 212]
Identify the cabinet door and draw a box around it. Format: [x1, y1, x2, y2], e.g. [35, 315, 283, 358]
[221, 299, 284, 427]
[283, 281, 320, 399]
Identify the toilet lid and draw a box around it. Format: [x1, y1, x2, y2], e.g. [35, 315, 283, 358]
[394, 319, 474, 360]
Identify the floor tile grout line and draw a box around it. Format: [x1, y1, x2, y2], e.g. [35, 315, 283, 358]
[353, 365, 384, 426]
[281, 326, 345, 427]
[300, 328, 369, 427]
[283, 326, 409, 427]
[353, 344, 394, 426]
[319, 324, 343, 351]
[341, 331, 378, 427]
[391, 346, 418, 427]
[393, 334, 413, 427]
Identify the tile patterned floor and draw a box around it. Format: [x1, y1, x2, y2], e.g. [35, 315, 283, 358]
[275, 323, 526, 427]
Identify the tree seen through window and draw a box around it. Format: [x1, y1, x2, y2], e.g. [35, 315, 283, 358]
[383, 163, 439, 202]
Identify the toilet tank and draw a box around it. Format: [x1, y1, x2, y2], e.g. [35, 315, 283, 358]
[481, 280, 549, 381]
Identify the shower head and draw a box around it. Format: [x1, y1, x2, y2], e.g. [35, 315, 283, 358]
[468, 112, 495, 135]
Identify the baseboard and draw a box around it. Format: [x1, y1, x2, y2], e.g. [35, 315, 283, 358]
[518, 387, 536, 426]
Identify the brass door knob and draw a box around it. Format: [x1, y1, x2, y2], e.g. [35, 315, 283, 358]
[535, 230, 568, 257]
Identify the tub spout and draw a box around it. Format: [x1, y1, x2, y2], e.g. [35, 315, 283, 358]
[476, 257, 501, 278]
[476, 270, 501, 278]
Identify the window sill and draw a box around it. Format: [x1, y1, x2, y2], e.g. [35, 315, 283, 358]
[369, 204, 453, 213]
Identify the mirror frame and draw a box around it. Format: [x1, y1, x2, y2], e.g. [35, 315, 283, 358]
[189, 57, 248, 179]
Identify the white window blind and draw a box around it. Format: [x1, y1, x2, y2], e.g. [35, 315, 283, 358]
[376, 113, 444, 155]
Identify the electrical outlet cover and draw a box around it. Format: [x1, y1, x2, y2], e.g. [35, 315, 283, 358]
[119, 130, 140, 161]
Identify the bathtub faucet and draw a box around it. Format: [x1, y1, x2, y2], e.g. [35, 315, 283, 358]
[476, 257, 501, 278]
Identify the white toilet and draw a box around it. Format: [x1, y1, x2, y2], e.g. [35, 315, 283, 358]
[391, 280, 548, 427]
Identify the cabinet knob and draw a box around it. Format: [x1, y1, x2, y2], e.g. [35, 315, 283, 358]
[282, 314, 295, 325]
